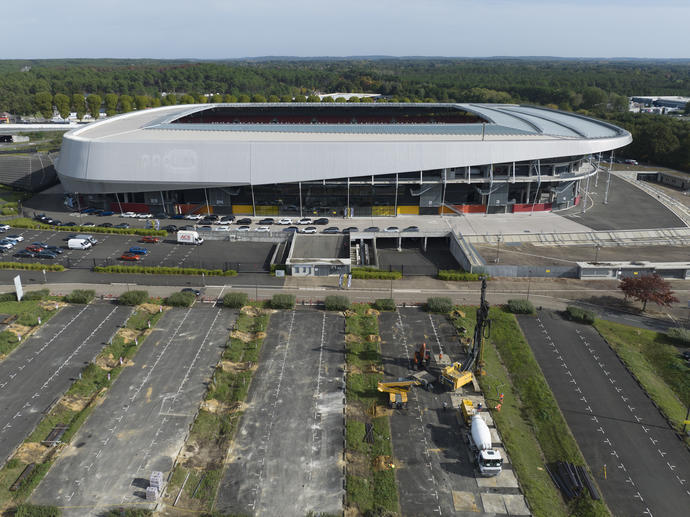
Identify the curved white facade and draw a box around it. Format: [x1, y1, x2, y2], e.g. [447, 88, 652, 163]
[56, 103, 631, 194]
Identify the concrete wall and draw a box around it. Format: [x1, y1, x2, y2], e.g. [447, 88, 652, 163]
[475, 264, 579, 278]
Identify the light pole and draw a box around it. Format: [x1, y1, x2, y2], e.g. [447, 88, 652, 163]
[594, 244, 601, 264]
[495, 235, 502, 264]
[526, 269, 532, 301]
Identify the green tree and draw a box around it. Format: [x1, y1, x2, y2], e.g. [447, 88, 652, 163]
[34, 91, 53, 119]
[267, 94, 280, 102]
[684, 101, 690, 115]
[293, 95, 307, 102]
[119, 94, 133, 113]
[334, 97, 347, 103]
[609, 93, 628, 112]
[237, 94, 251, 103]
[53, 93, 71, 120]
[196, 94, 208, 103]
[72, 93, 86, 120]
[321, 96, 334, 103]
[179, 94, 195, 104]
[134, 95, 149, 110]
[223, 94, 237, 103]
[86, 94, 102, 119]
[163, 93, 177, 105]
[251, 94, 266, 103]
[104, 93, 119, 116]
[582, 86, 607, 109]
[150, 97, 161, 107]
[346, 96, 360, 103]
[306, 95, 320, 102]
[280, 95, 292, 102]
[360, 96, 375, 103]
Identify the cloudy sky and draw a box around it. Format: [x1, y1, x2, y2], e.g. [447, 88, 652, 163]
[2, 0, 688, 59]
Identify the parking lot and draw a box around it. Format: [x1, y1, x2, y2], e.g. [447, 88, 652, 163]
[0, 303, 132, 467]
[379, 307, 529, 516]
[1, 227, 275, 272]
[216, 309, 345, 516]
[519, 311, 690, 517]
[31, 305, 236, 516]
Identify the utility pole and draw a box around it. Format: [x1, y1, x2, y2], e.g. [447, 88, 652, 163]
[594, 245, 601, 264]
[604, 151, 613, 205]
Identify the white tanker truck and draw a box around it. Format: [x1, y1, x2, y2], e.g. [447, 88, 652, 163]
[468, 414, 503, 476]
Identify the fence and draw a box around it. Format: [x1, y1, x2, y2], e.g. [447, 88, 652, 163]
[84, 257, 269, 273]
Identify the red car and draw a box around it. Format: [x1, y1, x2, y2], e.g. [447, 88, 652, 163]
[140, 236, 161, 244]
[25, 245, 44, 253]
[120, 252, 141, 261]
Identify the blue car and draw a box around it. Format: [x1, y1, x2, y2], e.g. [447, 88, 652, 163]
[98, 211, 114, 216]
[128, 247, 148, 255]
[171, 214, 186, 220]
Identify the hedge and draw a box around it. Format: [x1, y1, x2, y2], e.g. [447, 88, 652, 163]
[117, 290, 149, 306]
[0, 262, 64, 271]
[64, 289, 95, 304]
[506, 299, 535, 315]
[438, 270, 484, 281]
[565, 305, 596, 324]
[351, 267, 402, 280]
[271, 293, 295, 309]
[426, 297, 453, 313]
[14, 503, 61, 517]
[8, 218, 167, 237]
[373, 298, 396, 311]
[324, 295, 350, 311]
[223, 292, 248, 309]
[93, 265, 237, 276]
[22, 289, 51, 301]
[667, 327, 690, 345]
[164, 291, 196, 307]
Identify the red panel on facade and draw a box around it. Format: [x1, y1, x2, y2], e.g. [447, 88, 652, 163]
[109, 202, 150, 213]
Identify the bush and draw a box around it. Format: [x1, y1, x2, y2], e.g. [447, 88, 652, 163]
[565, 305, 596, 324]
[64, 289, 95, 304]
[0, 262, 64, 272]
[22, 289, 50, 301]
[666, 327, 690, 345]
[102, 509, 152, 517]
[324, 295, 350, 311]
[118, 290, 149, 306]
[164, 291, 196, 307]
[426, 297, 453, 313]
[506, 299, 535, 314]
[373, 298, 396, 311]
[270, 293, 295, 309]
[0, 329, 20, 355]
[351, 267, 402, 280]
[437, 270, 484, 281]
[93, 265, 237, 276]
[0, 291, 16, 301]
[15, 504, 61, 517]
[223, 292, 248, 309]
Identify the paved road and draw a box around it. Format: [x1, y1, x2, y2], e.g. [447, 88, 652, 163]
[519, 311, 690, 517]
[216, 309, 345, 516]
[0, 303, 132, 467]
[32, 305, 235, 515]
[380, 308, 527, 516]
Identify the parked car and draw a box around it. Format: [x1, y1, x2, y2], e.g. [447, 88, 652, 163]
[7, 235, 23, 242]
[128, 247, 149, 255]
[45, 246, 63, 254]
[31, 242, 49, 248]
[384, 226, 399, 233]
[254, 226, 271, 233]
[277, 218, 292, 225]
[342, 227, 358, 234]
[236, 225, 251, 232]
[219, 215, 235, 223]
[364, 226, 380, 233]
[138, 213, 153, 218]
[50, 220, 62, 226]
[120, 212, 137, 218]
[63, 221, 77, 227]
[0, 224, 9, 231]
[199, 225, 212, 231]
[81, 222, 96, 227]
[140, 236, 161, 244]
[163, 225, 178, 232]
[212, 225, 231, 232]
[154, 212, 168, 219]
[98, 222, 113, 228]
[185, 213, 204, 220]
[181, 287, 201, 297]
[301, 226, 317, 234]
[14, 250, 36, 258]
[322, 227, 340, 234]
[403, 226, 420, 232]
[314, 218, 329, 225]
[98, 211, 114, 217]
[283, 226, 299, 233]
[297, 218, 312, 225]
[171, 214, 186, 220]
[120, 252, 141, 261]
[114, 223, 130, 229]
[26, 245, 45, 253]
[36, 250, 57, 259]
[0, 241, 14, 250]
[80, 207, 96, 214]
[236, 218, 252, 225]
[259, 218, 275, 225]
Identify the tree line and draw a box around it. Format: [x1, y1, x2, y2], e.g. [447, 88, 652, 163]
[1, 58, 689, 171]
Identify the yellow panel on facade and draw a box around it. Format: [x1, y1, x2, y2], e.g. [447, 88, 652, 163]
[372, 206, 395, 216]
[397, 205, 419, 215]
[232, 205, 253, 215]
[438, 206, 455, 215]
[255, 206, 279, 216]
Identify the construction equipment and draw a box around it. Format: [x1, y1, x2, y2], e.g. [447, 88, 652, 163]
[377, 379, 419, 409]
[462, 278, 491, 376]
[413, 342, 431, 370]
[468, 414, 503, 476]
[460, 399, 476, 425]
[439, 362, 474, 391]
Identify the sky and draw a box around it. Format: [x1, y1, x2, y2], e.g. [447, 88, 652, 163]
[2, 0, 689, 60]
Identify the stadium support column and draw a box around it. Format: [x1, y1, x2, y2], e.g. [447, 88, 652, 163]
[299, 182, 303, 218]
[250, 184, 256, 217]
[581, 171, 590, 214]
[604, 151, 613, 205]
[115, 192, 124, 215]
[203, 188, 210, 214]
[440, 169, 446, 217]
[346, 177, 350, 218]
[486, 164, 493, 215]
[595, 153, 602, 187]
[394, 173, 399, 217]
[531, 160, 541, 216]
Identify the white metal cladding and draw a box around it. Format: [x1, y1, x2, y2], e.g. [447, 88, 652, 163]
[56, 103, 632, 194]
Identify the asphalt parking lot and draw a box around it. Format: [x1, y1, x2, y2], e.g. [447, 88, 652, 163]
[377, 239, 460, 273]
[216, 309, 345, 516]
[519, 311, 690, 517]
[0, 303, 132, 467]
[379, 307, 528, 516]
[31, 305, 235, 516]
[1, 228, 275, 271]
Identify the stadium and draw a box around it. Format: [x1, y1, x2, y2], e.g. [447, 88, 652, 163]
[56, 103, 632, 217]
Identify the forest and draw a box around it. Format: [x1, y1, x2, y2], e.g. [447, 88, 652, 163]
[1, 58, 689, 171]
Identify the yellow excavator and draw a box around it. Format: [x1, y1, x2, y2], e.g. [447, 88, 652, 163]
[439, 362, 474, 391]
[377, 379, 420, 409]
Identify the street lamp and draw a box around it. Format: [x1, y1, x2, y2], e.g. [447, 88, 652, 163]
[495, 235, 502, 264]
[594, 244, 601, 264]
[526, 269, 532, 301]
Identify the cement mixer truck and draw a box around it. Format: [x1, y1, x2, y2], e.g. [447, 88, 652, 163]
[468, 414, 503, 476]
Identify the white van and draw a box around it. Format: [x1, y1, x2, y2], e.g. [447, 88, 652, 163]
[74, 234, 98, 245]
[68, 238, 92, 250]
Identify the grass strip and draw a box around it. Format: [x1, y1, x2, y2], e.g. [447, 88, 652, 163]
[0, 263, 64, 272]
[594, 319, 689, 438]
[94, 265, 237, 276]
[163, 304, 271, 513]
[0, 304, 164, 512]
[343, 303, 398, 515]
[450, 307, 609, 517]
[8, 217, 166, 237]
[0, 300, 62, 359]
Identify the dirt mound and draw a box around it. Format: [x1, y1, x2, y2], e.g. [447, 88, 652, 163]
[40, 300, 65, 311]
[7, 323, 32, 339]
[14, 442, 49, 463]
[231, 330, 265, 342]
[345, 333, 360, 344]
[117, 328, 139, 343]
[60, 394, 89, 412]
[373, 455, 394, 471]
[366, 334, 380, 343]
[140, 303, 165, 314]
[344, 309, 356, 317]
[241, 306, 276, 317]
[346, 451, 369, 478]
[221, 360, 255, 373]
[365, 308, 380, 316]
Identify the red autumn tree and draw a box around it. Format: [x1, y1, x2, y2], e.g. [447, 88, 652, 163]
[619, 274, 678, 312]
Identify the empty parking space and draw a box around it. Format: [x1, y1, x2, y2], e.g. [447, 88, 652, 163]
[379, 307, 528, 516]
[519, 311, 690, 517]
[216, 309, 345, 516]
[31, 305, 235, 515]
[0, 303, 132, 466]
